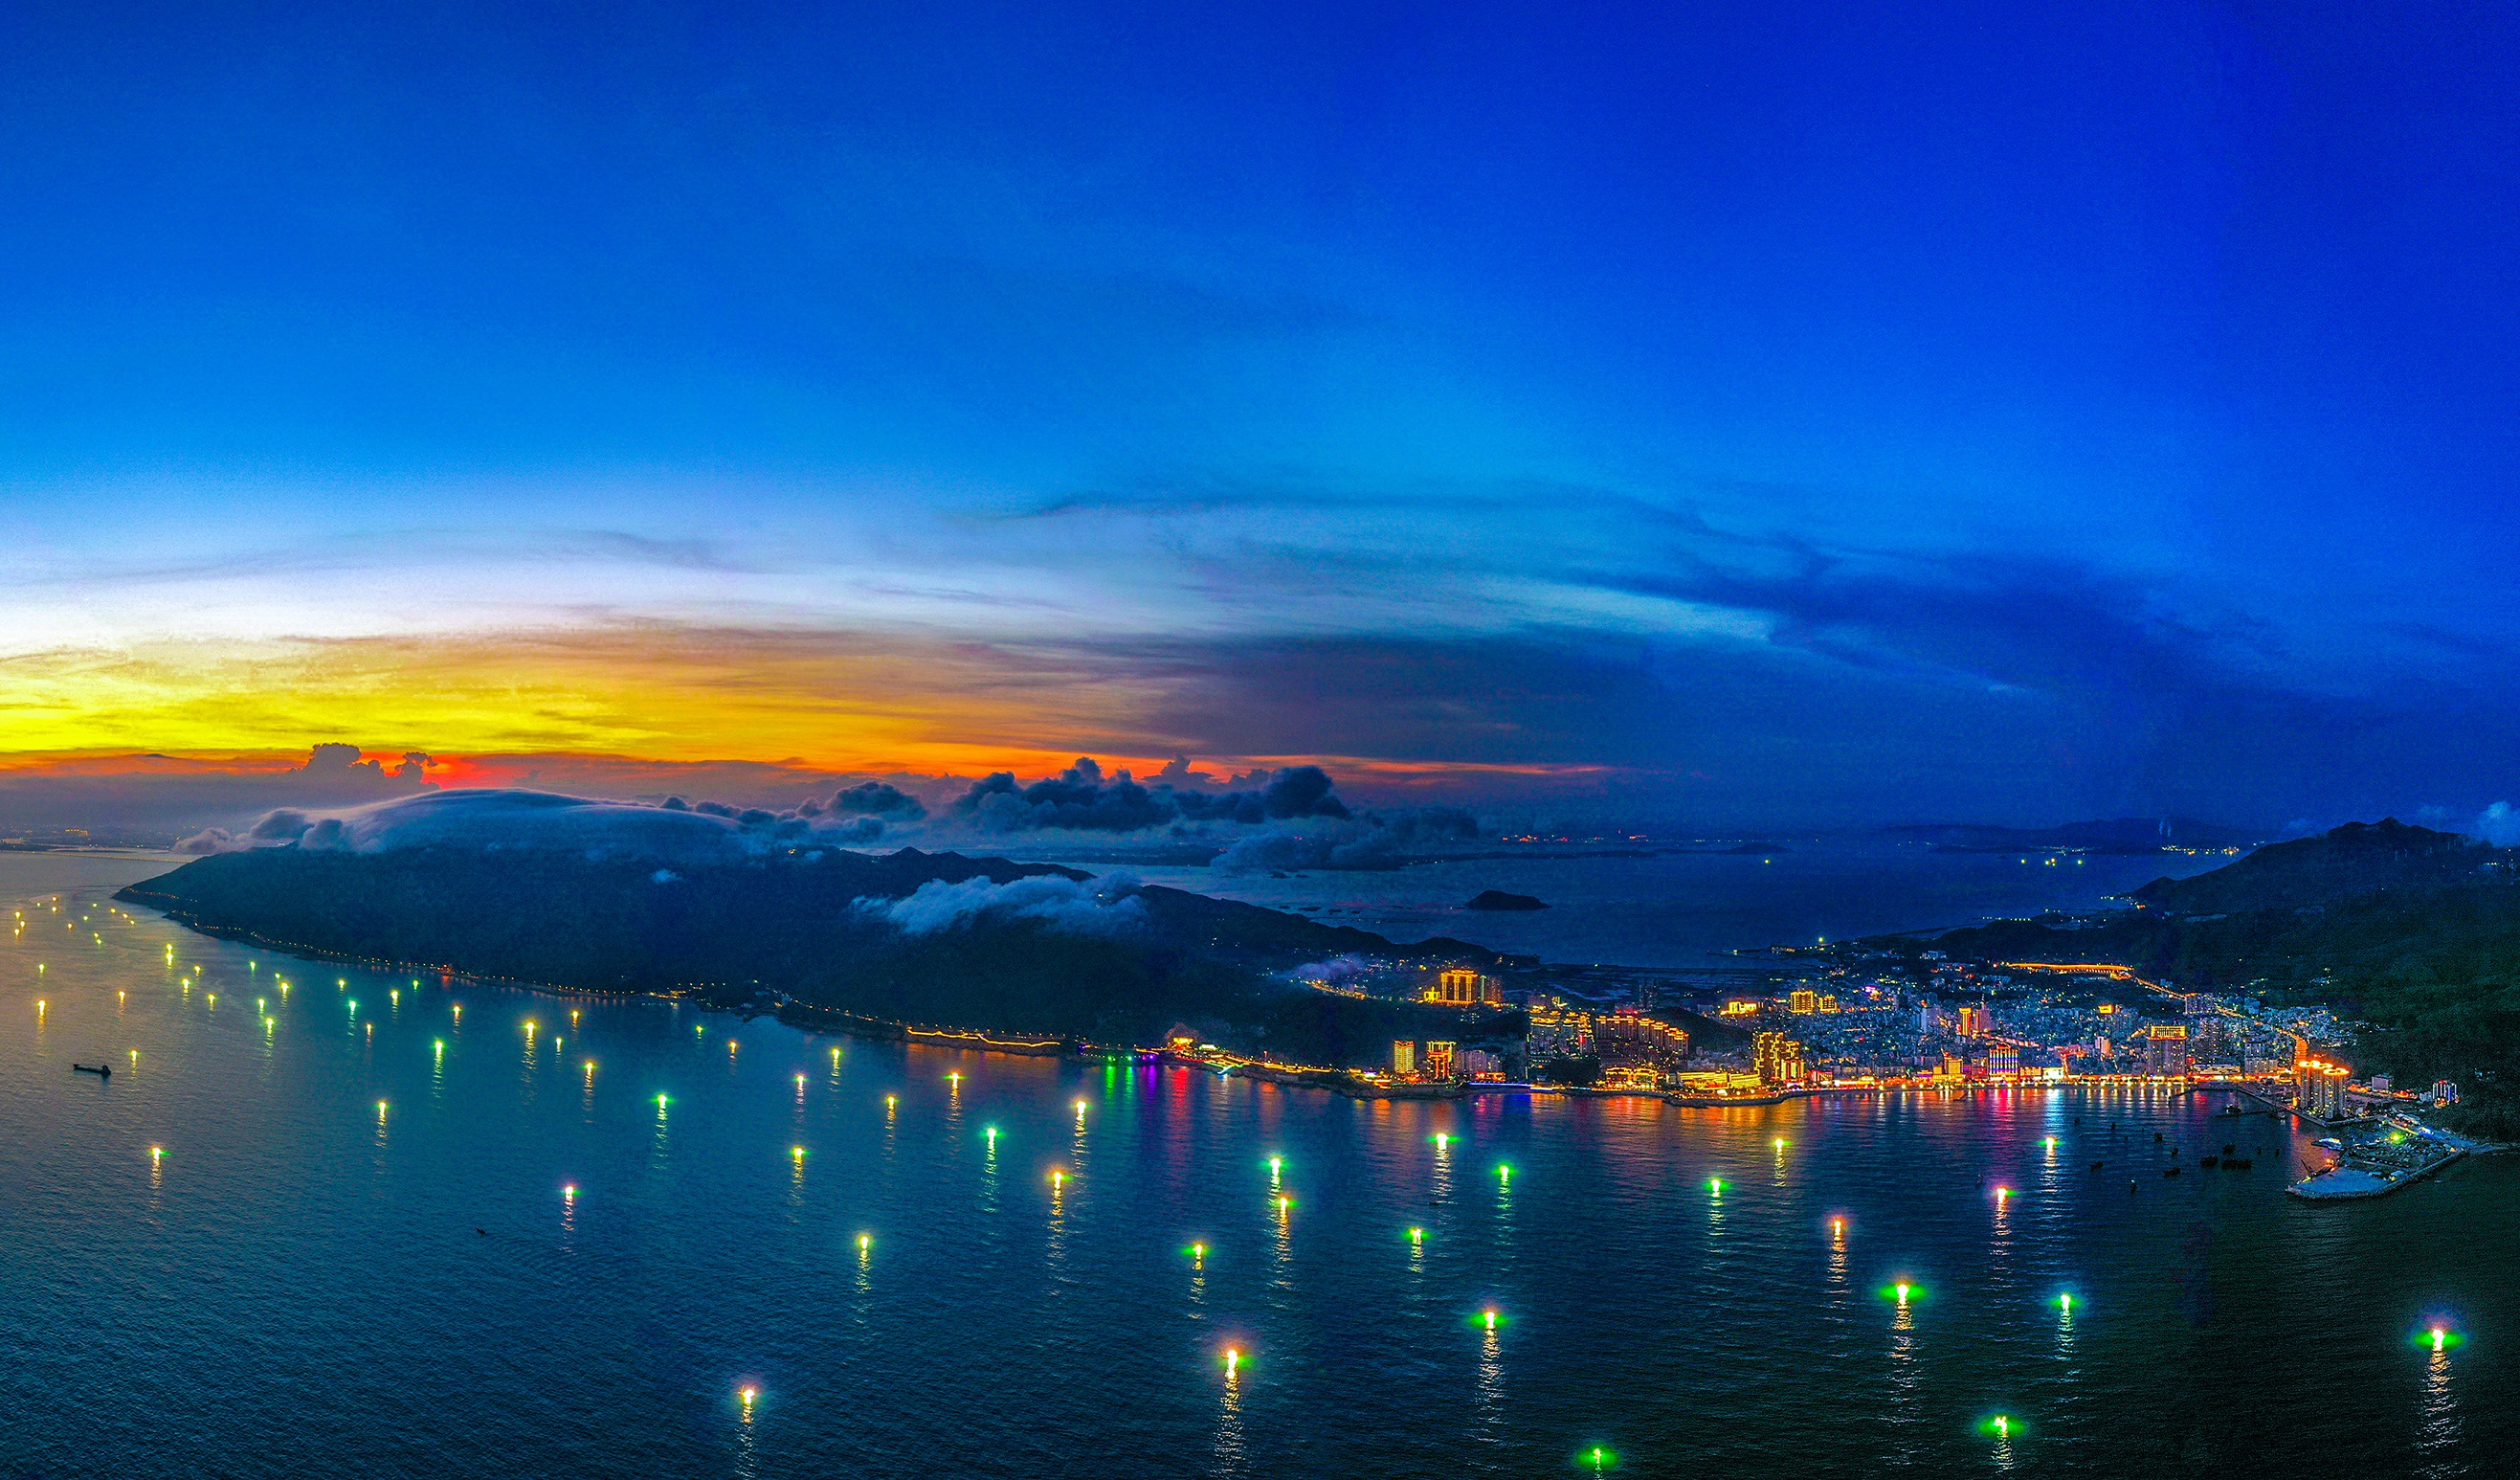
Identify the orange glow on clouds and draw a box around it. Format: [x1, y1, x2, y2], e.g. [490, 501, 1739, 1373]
[0, 628, 1136, 774]
[0, 628, 1613, 796]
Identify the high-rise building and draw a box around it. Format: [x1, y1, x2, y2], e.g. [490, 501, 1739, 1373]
[1789, 988, 1818, 1014]
[1751, 1031, 1805, 1087]
[2146, 1023, 2190, 1078]
[1424, 1041, 1458, 1079]
[1458, 1047, 1505, 1080]
[1956, 1003, 1989, 1039]
[2294, 1057, 2350, 1118]
[1392, 1041, 1416, 1077]
[1430, 968, 1504, 1006]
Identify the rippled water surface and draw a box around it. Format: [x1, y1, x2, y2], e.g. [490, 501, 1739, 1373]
[2, 854, 2510, 1477]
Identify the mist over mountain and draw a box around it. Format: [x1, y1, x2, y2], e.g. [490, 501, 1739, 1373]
[120, 790, 1522, 1066]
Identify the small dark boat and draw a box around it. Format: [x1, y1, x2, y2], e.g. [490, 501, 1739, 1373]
[72, 1063, 111, 1078]
[2163, 1165, 2182, 1177]
[2089, 1159, 2106, 1172]
[2221, 1157, 2253, 1170]
[2221, 1144, 2236, 1155]
[2154, 1132, 2164, 1143]
[2199, 1155, 2219, 1168]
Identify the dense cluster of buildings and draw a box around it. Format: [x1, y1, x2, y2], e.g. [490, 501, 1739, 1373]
[1332, 957, 2452, 1120]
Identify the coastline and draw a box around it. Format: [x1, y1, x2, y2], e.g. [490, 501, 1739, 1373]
[105, 888, 2513, 1143]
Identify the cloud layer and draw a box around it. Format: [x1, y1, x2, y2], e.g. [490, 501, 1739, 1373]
[859, 873, 1148, 937]
[174, 782, 963, 863]
[953, 757, 1349, 833]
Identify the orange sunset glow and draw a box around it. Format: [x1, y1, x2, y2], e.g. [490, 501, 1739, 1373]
[0, 629, 1609, 796]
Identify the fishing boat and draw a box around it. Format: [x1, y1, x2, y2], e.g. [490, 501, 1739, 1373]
[72, 1063, 111, 1078]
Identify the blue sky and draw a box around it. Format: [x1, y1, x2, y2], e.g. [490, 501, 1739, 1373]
[3, 2, 2516, 829]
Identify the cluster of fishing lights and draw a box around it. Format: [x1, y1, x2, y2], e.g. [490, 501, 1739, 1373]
[74, 910, 2473, 1458]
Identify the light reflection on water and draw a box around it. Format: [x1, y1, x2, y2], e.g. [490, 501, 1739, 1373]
[0, 856, 2513, 1478]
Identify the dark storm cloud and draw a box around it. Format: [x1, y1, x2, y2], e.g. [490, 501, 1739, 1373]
[1041, 512, 2520, 831]
[827, 781, 926, 818]
[952, 756, 1349, 833]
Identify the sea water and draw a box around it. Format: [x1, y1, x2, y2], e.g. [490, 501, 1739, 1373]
[0, 853, 2506, 1477]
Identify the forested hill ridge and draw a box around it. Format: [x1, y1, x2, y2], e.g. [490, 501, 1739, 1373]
[119, 844, 1518, 1068]
[2130, 818, 2492, 915]
[1915, 819, 2520, 1136]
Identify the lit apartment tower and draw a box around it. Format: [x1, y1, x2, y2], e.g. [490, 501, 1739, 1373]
[1392, 1041, 1416, 1077]
[1789, 988, 1818, 1014]
[1956, 1003, 1988, 1039]
[2293, 1057, 2351, 1118]
[2146, 1023, 2191, 1077]
[1430, 968, 1505, 1007]
[1751, 1031, 1805, 1087]
[1424, 1041, 1458, 1079]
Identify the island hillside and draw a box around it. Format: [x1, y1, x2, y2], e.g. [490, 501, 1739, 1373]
[1906, 820, 2520, 1137]
[119, 843, 1523, 1067]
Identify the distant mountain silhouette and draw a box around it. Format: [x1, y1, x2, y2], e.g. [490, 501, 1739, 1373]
[2131, 818, 2484, 915]
[1878, 817, 2255, 853]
